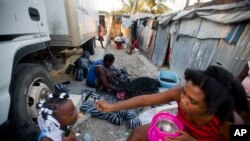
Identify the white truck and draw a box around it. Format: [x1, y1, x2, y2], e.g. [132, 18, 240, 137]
[0, 0, 98, 140]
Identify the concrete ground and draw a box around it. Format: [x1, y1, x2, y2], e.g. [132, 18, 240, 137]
[50, 36, 162, 141]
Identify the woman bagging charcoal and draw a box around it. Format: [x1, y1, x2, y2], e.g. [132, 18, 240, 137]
[95, 66, 250, 141]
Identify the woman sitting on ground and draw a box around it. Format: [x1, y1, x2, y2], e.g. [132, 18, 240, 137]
[96, 66, 250, 141]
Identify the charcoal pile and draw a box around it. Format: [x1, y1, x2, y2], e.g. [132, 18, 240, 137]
[160, 78, 176, 83]
[115, 77, 160, 99]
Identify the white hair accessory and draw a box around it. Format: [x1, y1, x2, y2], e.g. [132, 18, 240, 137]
[38, 100, 46, 108]
[44, 108, 53, 115]
[48, 93, 53, 98]
[59, 93, 66, 99]
[40, 108, 53, 116]
[40, 108, 45, 112]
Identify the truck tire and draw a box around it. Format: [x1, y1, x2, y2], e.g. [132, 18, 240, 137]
[9, 63, 54, 141]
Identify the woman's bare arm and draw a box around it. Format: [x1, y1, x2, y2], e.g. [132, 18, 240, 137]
[96, 86, 183, 112]
[96, 66, 114, 89]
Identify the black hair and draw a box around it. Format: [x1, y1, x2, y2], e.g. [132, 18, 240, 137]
[104, 54, 115, 63]
[184, 65, 249, 122]
[36, 93, 70, 120]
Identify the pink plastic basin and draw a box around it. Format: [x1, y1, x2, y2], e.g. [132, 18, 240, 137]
[148, 112, 183, 141]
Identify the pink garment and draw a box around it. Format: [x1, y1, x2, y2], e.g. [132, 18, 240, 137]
[117, 90, 125, 101]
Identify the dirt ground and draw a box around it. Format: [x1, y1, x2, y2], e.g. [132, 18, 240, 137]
[104, 43, 159, 79]
[50, 40, 161, 141]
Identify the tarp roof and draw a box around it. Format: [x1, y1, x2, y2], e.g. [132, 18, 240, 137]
[122, 17, 134, 28]
[130, 12, 154, 20]
[158, 11, 180, 27]
[123, 1, 250, 28]
[159, 1, 250, 25]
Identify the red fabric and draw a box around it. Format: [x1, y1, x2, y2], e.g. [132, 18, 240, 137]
[116, 43, 122, 49]
[133, 40, 139, 49]
[177, 106, 225, 141]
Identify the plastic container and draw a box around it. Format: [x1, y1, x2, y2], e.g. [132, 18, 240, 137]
[148, 112, 183, 141]
[158, 71, 179, 88]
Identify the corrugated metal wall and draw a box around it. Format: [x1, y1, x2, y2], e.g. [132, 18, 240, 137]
[137, 21, 144, 48]
[147, 30, 157, 58]
[141, 19, 154, 56]
[170, 36, 219, 77]
[166, 20, 249, 77]
[152, 26, 171, 66]
[141, 26, 151, 51]
[211, 24, 250, 76]
[135, 16, 250, 78]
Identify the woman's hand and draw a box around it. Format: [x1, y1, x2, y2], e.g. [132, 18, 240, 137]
[63, 130, 76, 141]
[95, 100, 114, 112]
[166, 130, 197, 141]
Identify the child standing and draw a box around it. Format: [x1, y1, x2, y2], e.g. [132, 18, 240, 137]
[129, 38, 139, 55]
[37, 93, 78, 141]
[98, 20, 105, 49]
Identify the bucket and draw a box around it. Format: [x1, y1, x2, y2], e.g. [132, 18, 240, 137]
[158, 71, 179, 88]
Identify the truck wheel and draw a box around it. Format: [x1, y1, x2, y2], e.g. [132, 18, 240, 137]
[9, 63, 54, 141]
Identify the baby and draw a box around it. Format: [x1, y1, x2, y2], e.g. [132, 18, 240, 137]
[36, 93, 78, 141]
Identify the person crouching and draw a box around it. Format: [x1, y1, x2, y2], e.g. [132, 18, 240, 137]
[86, 54, 117, 91]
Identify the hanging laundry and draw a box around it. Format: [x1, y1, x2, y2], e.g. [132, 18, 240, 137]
[151, 17, 159, 30]
[142, 18, 147, 27]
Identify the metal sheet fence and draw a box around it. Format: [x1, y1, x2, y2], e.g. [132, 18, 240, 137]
[152, 26, 171, 66]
